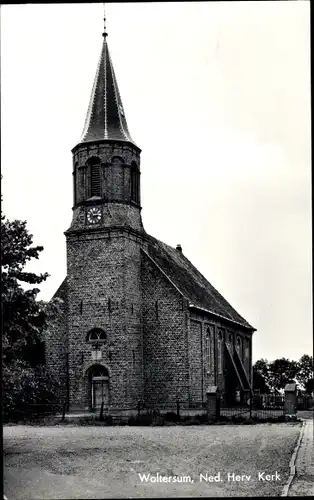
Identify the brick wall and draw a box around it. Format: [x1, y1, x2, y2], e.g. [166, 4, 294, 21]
[141, 251, 190, 405]
[66, 229, 144, 410]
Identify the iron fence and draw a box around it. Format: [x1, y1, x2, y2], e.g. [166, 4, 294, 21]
[219, 392, 285, 420]
[297, 395, 314, 410]
[5, 392, 312, 424]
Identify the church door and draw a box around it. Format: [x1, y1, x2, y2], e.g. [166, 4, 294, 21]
[92, 376, 109, 409]
[89, 367, 109, 410]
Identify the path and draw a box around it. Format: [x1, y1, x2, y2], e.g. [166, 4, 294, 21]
[288, 416, 314, 497]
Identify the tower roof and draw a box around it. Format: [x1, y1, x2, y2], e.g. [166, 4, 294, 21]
[79, 19, 137, 148]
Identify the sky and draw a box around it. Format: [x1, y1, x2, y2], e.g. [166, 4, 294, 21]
[1, 2, 311, 362]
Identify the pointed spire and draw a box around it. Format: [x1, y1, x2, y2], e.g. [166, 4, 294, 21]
[79, 7, 137, 147]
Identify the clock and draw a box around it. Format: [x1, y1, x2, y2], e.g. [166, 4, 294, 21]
[86, 207, 102, 225]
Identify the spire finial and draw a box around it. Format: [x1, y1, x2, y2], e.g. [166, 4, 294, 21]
[102, 3, 108, 38]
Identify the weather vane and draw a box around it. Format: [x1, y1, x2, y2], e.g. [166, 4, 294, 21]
[103, 3, 108, 38]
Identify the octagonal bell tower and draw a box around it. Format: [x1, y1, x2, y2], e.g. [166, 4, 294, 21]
[67, 15, 143, 235]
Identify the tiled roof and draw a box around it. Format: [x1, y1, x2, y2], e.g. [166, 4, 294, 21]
[144, 235, 255, 330]
[79, 35, 137, 147]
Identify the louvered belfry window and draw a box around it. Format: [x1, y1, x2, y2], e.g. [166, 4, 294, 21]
[89, 157, 101, 197]
[131, 162, 139, 204]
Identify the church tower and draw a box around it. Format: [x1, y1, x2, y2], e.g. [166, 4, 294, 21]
[64, 12, 145, 411]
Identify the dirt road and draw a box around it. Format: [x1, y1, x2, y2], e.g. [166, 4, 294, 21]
[4, 422, 301, 498]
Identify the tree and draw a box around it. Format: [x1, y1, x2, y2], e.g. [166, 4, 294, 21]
[254, 355, 314, 394]
[296, 354, 314, 392]
[268, 358, 299, 392]
[304, 378, 314, 395]
[254, 359, 269, 377]
[253, 359, 271, 393]
[253, 368, 270, 393]
[1, 215, 49, 364]
[1, 213, 61, 419]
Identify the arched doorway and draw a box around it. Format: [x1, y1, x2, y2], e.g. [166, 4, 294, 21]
[87, 365, 109, 410]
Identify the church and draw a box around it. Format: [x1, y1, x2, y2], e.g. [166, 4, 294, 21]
[45, 13, 255, 414]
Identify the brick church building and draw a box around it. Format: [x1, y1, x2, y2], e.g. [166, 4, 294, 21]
[45, 14, 255, 413]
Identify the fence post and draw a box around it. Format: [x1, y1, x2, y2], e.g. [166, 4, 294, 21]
[176, 400, 180, 419]
[284, 383, 297, 419]
[62, 402, 66, 422]
[206, 386, 220, 422]
[137, 400, 141, 417]
[99, 401, 104, 421]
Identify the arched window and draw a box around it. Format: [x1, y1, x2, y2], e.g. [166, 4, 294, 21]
[205, 328, 211, 374]
[86, 328, 106, 344]
[236, 336, 242, 359]
[131, 162, 139, 204]
[244, 343, 249, 360]
[80, 166, 86, 199]
[217, 333, 223, 374]
[88, 157, 101, 197]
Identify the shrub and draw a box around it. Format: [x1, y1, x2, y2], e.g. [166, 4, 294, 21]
[164, 412, 179, 423]
[127, 413, 153, 426]
[3, 362, 61, 422]
[104, 415, 113, 425]
[195, 413, 208, 423]
[117, 419, 128, 426]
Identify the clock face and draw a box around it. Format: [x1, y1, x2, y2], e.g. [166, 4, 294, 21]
[86, 207, 102, 225]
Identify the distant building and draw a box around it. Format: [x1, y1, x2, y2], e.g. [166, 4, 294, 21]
[45, 13, 255, 413]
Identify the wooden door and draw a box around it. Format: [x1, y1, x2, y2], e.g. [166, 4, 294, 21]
[92, 376, 109, 409]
